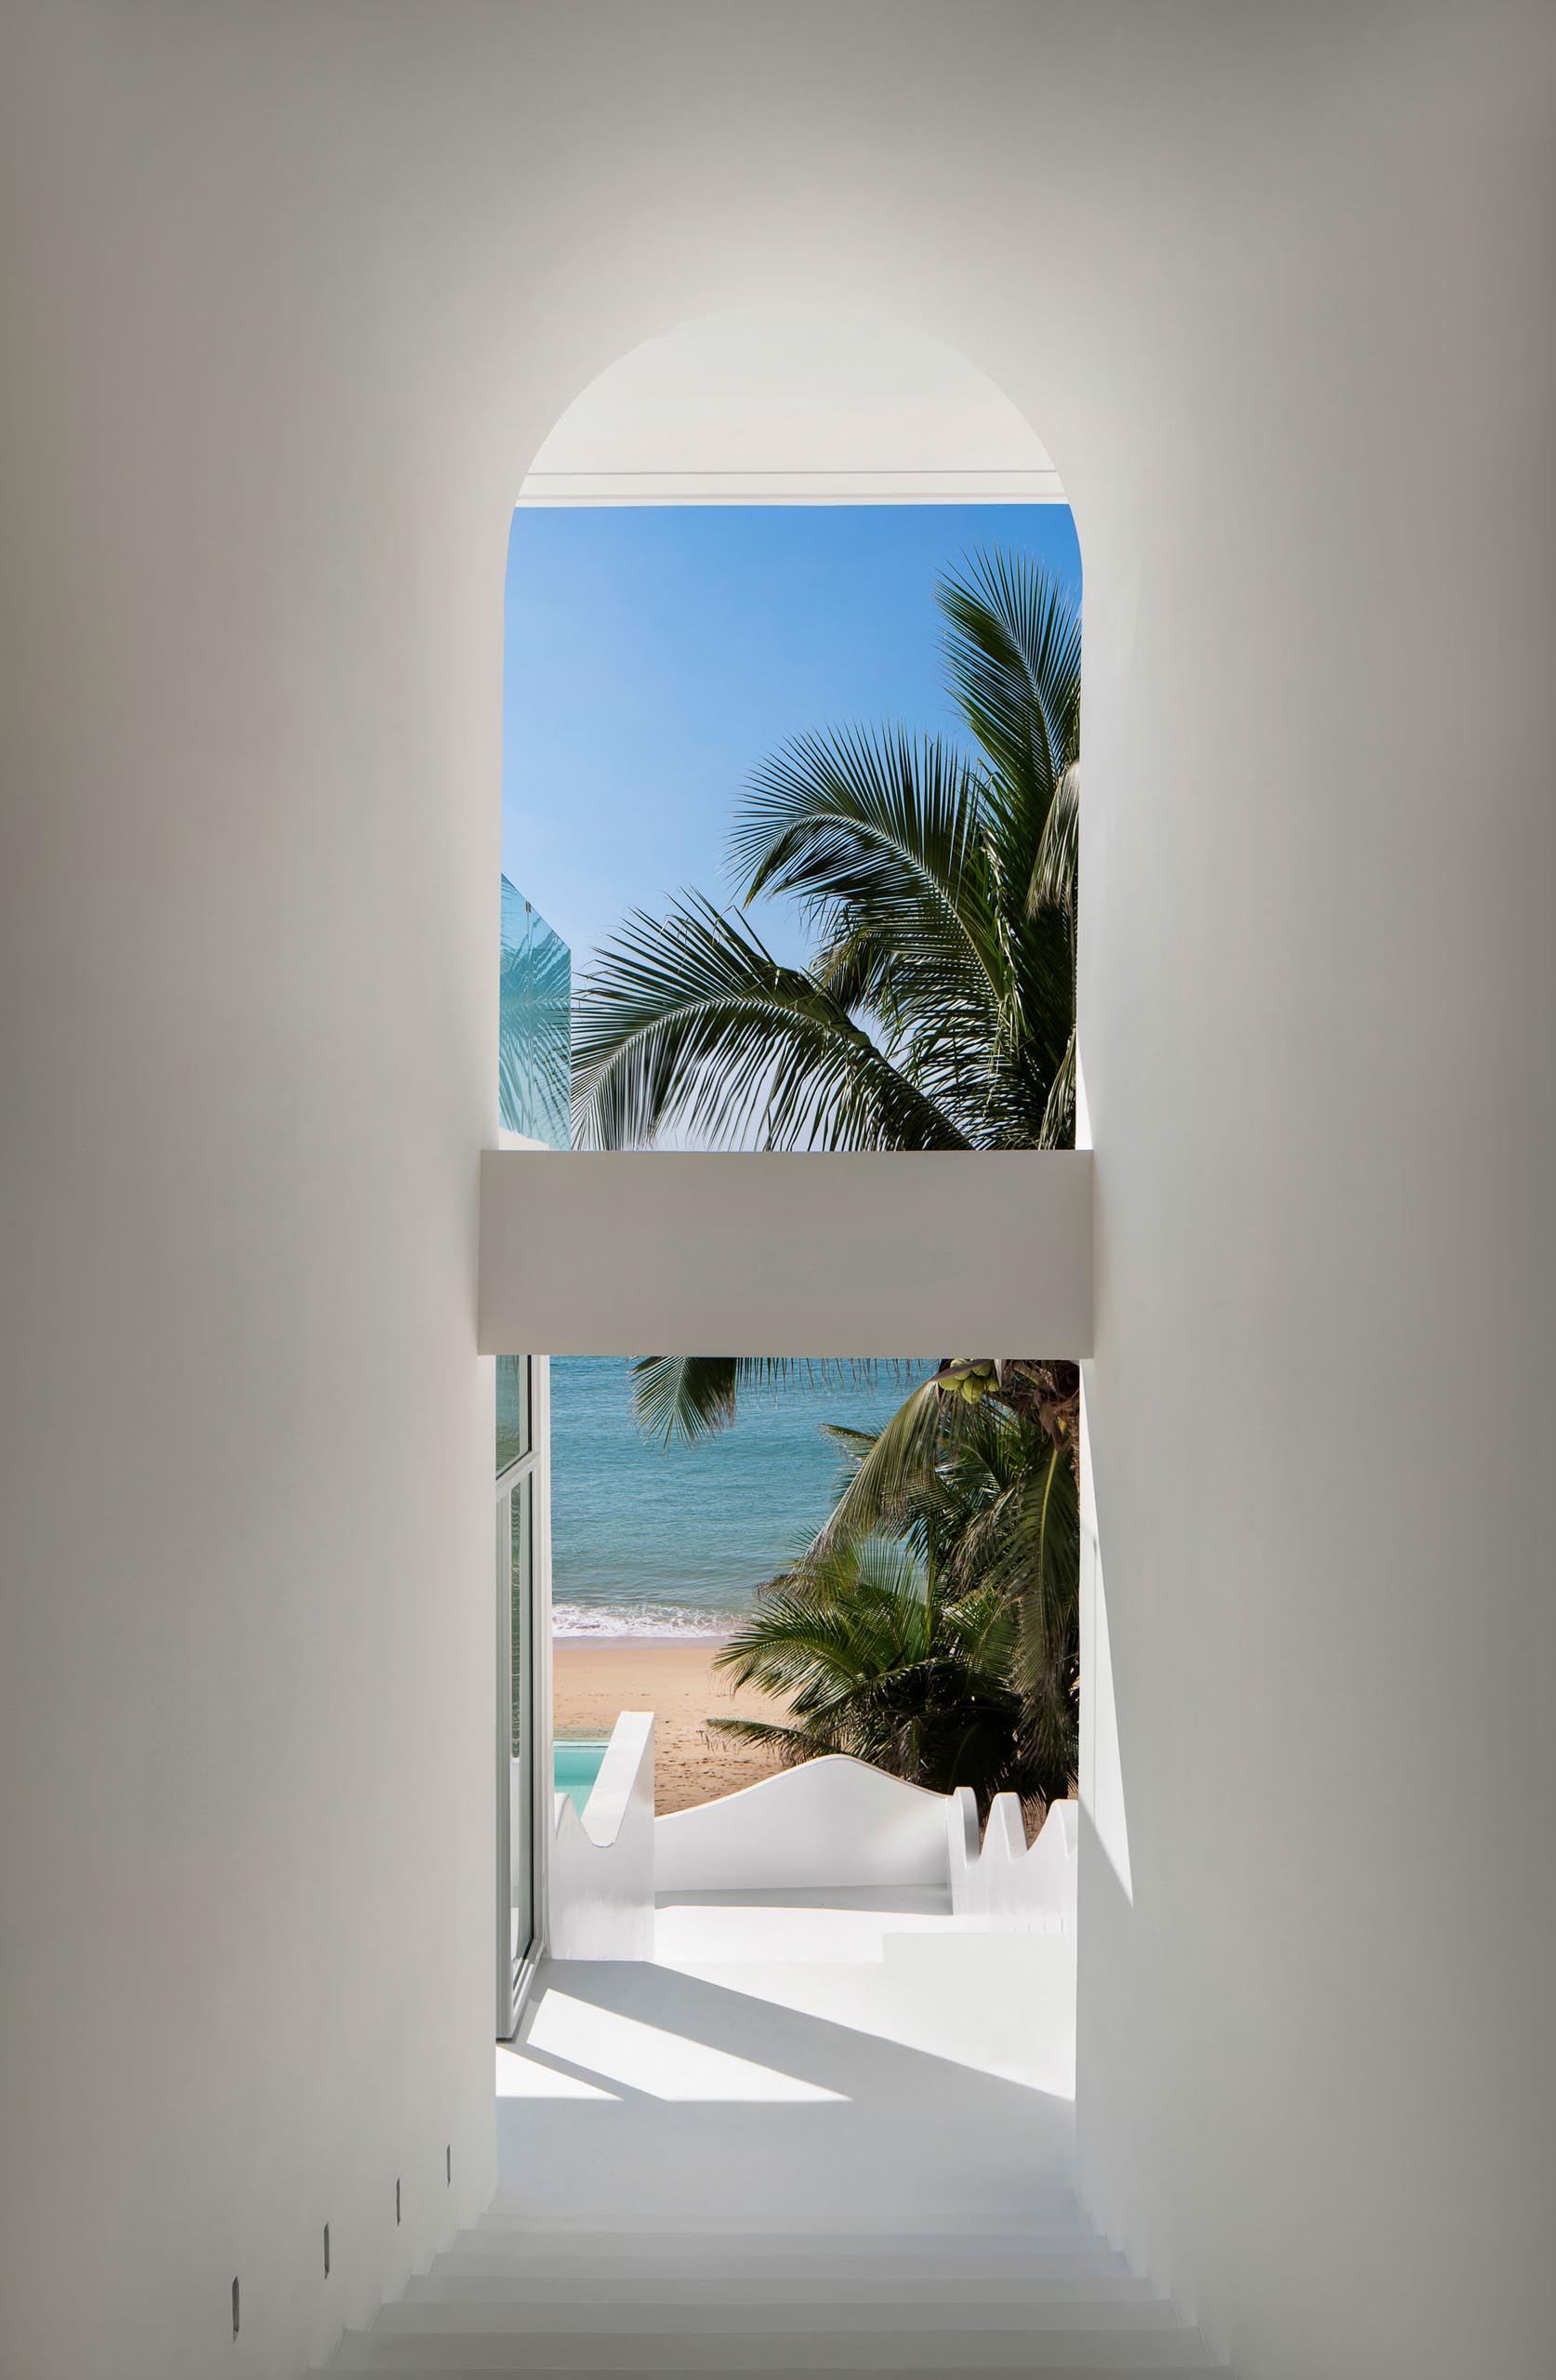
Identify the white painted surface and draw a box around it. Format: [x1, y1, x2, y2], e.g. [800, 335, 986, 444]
[519, 306, 1063, 507]
[950, 1794, 1079, 1936]
[417, 1891, 1144, 2375]
[4, 7, 1553, 2377]
[479, 1151, 1094, 1358]
[1066, 26, 1556, 2377]
[653, 1884, 956, 1968]
[3, 13, 519, 2374]
[655, 1756, 951, 1892]
[653, 1888, 1077, 2103]
[547, 1712, 656, 1962]
[499, 1882, 1080, 2237]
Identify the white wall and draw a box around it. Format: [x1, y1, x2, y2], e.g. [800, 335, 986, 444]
[3, 7, 1553, 2377]
[655, 1756, 951, 1894]
[479, 1151, 1093, 1356]
[0, 12, 523, 2373]
[1070, 20, 1556, 2373]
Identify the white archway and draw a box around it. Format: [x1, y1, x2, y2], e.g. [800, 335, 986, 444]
[502, 300, 1095, 2039]
[518, 303, 1067, 509]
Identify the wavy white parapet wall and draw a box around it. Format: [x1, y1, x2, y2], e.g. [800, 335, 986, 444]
[654, 1753, 951, 1893]
[948, 1789, 1078, 1934]
[547, 1724, 1079, 1951]
[547, 1710, 656, 1960]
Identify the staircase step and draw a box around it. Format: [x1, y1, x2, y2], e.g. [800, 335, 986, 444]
[443, 2254, 1120, 2287]
[412, 2270, 1148, 2308]
[434, 2251, 1131, 2288]
[487, 2199, 1081, 2232]
[468, 2221, 1108, 2256]
[479, 2209, 1079, 2234]
[379, 2296, 1178, 2337]
[326, 2324, 1217, 2370]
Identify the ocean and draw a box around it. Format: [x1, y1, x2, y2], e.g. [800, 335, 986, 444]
[549, 1355, 934, 1636]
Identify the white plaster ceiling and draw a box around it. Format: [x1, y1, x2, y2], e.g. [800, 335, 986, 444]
[519, 307, 1063, 506]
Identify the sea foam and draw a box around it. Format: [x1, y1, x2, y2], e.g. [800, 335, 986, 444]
[550, 1600, 744, 1640]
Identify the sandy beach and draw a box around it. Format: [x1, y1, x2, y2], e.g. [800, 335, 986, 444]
[553, 1636, 790, 1814]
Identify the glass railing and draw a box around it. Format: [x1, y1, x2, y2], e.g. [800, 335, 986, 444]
[498, 876, 571, 1149]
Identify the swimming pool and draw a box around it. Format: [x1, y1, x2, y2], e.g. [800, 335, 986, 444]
[553, 1736, 610, 1813]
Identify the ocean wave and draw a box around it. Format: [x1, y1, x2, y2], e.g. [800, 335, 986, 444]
[551, 1600, 746, 1640]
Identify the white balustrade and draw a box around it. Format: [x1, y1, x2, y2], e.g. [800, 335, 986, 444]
[947, 1790, 1078, 1933]
[654, 1753, 950, 1893]
[547, 1709, 656, 1959]
[548, 1727, 1078, 1950]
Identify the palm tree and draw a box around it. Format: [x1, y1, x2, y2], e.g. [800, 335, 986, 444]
[806, 1377, 1080, 1803]
[707, 1537, 1038, 1809]
[573, 548, 1081, 1446]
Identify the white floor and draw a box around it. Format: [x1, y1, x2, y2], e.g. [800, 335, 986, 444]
[494, 1885, 1078, 2236]
[310, 1893, 1222, 2368]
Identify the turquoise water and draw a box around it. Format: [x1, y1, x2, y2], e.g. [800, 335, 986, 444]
[554, 1736, 610, 1810]
[550, 1355, 934, 1636]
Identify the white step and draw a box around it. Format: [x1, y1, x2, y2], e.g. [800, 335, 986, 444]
[377, 2296, 1180, 2337]
[486, 2199, 1081, 2230]
[325, 2325, 1217, 2370]
[432, 2254, 1133, 2291]
[442, 2254, 1124, 2287]
[467, 2221, 1108, 2256]
[412, 2269, 1148, 2307]
[480, 2206, 1080, 2233]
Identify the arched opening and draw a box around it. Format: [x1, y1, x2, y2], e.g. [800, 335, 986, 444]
[491, 298, 1113, 2237]
[517, 305, 1064, 509]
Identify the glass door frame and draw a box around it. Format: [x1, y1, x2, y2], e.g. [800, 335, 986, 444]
[495, 1352, 552, 2039]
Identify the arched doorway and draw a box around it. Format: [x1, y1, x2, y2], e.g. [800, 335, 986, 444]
[494, 300, 1096, 2044]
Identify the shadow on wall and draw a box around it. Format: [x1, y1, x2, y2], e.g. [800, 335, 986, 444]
[1080, 1387, 1133, 1906]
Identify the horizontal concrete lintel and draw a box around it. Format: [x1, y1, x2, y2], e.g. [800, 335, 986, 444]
[517, 469, 1067, 508]
[478, 1150, 1092, 1358]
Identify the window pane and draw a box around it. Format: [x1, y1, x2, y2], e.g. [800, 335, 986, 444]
[508, 1474, 534, 1964]
[511, 1474, 531, 1758]
[495, 1353, 531, 1475]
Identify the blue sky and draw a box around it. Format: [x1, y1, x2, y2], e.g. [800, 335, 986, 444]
[503, 503, 1081, 982]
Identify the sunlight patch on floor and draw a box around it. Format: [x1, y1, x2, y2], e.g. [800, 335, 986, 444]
[644, 1892, 1075, 2100]
[520, 1984, 850, 2102]
[494, 2041, 621, 2099]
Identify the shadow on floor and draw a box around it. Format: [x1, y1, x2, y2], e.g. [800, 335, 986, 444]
[497, 1950, 1076, 2234]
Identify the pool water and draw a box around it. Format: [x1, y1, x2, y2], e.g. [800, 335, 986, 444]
[554, 1736, 610, 1812]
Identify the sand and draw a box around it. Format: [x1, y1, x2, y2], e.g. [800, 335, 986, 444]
[552, 1636, 790, 1814]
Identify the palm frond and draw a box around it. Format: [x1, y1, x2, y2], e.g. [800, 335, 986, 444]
[937, 550, 1081, 806]
[797, 1374, 1081, 1803]
[572, 892, 969, 1153]
[1035, 1027, 1075, 1150]
[809, 1373, 968, 1553]
[629, 1355, 890, 1447]
[711, 1536, 1033, 1804]
[934, 553, 1080, 1138]
[704, 1712, 851, 1760]
[731, 725, 1003, 1011]
[1028, 759, 1080, 920]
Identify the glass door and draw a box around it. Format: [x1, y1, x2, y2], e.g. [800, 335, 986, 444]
[496, 1353, 546, 2035]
